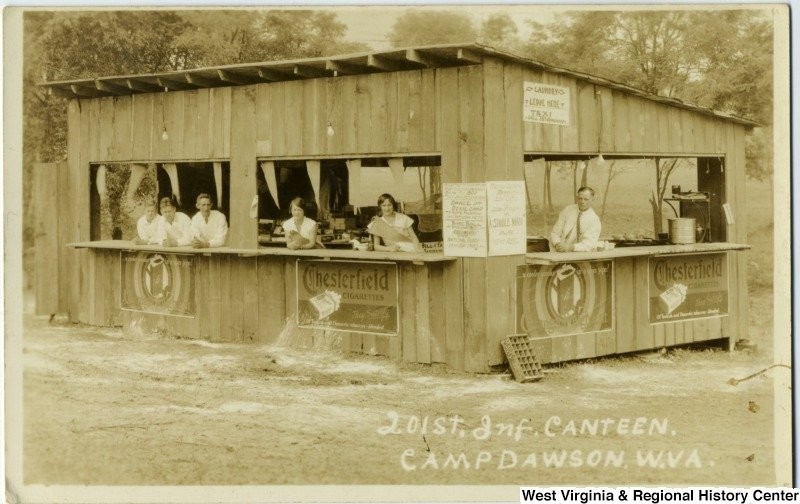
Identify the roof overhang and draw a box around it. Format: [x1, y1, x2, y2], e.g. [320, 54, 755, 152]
[38, 42, 759, 128]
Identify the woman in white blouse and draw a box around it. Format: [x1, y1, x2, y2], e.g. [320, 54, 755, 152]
[283, 197, 320, 250]
[368, 193, 422, 252]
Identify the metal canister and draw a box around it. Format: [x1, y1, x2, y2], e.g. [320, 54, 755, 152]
[668, 218, 696, 244]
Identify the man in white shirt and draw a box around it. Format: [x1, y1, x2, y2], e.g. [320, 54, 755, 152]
[550, 186, 602, 252]
[190, 193, 228, 248]
[157, 197, 193, 247]
[133, 201, 159, 245]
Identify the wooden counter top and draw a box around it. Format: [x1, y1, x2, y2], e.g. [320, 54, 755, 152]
[67, 240, 457, 263]
[525, 242, 750, 265]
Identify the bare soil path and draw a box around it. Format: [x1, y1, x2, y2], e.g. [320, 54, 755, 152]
[21, 305, 781, 487]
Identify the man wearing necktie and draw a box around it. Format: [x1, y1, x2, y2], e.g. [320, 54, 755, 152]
[550, 186, 602, 252]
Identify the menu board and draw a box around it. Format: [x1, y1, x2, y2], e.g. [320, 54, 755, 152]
[486, 181, 527, 256]
[442, 183, 487, 257]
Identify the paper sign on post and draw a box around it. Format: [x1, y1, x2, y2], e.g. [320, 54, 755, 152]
[487, 181, 527, 256]
[442, 183, 488, 257]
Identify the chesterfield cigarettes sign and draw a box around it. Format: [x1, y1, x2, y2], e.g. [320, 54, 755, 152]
[648, 253, 728, 323]
[296, 259, 399, 335]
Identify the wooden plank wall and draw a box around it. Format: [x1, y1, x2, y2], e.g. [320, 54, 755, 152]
[437, 67, 466, 371]
[85, 251, 451, 364]
[458, 65, 487, 373]
[250, 70, 438, 158]
[33, 162, 62, 315]
[67, 58, 749, 368]
[481, 58, 526, 370]
[532, 254, 729, 365]
[514, 60, 748, 358]
[521, 65, 741, 157]
[229, 86, 258, 248]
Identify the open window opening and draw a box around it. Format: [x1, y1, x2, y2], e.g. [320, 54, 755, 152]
[257, 156, 442, 249]
[89, 161, 230, 241]
[522, 154, 726, 245]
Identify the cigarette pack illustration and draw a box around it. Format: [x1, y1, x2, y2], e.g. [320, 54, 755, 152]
[659, 283, 688, 315]
[309, 290, 342, 320]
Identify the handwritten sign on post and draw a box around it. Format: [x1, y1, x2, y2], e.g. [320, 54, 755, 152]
[443, 183, 488, 257]
[486, 181, 527, 256]
[523, 82, 570, 126]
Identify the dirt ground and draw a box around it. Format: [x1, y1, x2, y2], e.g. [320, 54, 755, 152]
[19, 286, 785, 489]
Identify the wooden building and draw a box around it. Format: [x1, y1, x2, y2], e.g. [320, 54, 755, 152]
[37, 43, 754, 372]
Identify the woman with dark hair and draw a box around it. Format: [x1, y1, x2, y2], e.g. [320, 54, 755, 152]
[283, 197, 320, 250]
[367, 193, 421, 252]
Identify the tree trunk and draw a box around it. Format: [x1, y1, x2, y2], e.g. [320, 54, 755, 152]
[543, 162, 552, 228]
[650, 196, 663, 235]
[580, 159, 589, 188]
[600, 160, 616, 219]
[572, 161, 578, 200]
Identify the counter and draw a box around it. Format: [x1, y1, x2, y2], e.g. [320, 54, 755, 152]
[68, 240, 750, 368]
[525, 242, 750, 265]
[66, 240, 461, 366]
[68, 240, 456, 264]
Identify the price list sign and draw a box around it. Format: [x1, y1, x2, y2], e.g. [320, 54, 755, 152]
[442, 183, 488, 257]
[486, 180, 527, 256]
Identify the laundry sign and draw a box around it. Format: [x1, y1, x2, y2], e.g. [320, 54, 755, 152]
[523, 82, 570, 126]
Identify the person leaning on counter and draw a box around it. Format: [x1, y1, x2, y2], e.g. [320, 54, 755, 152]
[132, 200, 159, 245]
[283, 197, 321, 250]
[368, 193, 422, 252]
[190, 193, 228, 248]
[550, 186, 602, 252]
[157, 197, 192, 247]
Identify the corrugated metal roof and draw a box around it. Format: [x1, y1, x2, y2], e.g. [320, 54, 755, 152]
[37, 42, 758, 127]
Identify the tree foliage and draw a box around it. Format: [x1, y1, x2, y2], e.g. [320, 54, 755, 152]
[388, 10, 477, 47]
[478, 13, 521, 50]
[22, 9, 368, 249]
[24, 9, 367, 162]
[523, 9, 773, 180]
[174, 10, 368, 67]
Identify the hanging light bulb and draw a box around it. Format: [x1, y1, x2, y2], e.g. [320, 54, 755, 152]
[326, 122, 335, 137]
[596, 154, 605, 165]
[161, 127, 169, 141]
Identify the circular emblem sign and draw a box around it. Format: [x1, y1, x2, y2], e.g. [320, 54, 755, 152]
[518, 261, 611, 337]
[121, 252, 194, 316]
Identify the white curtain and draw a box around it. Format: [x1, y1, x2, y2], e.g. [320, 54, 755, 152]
[125, 163, 149, 204]
[388, 157, 404, 184]
[213, 162, 223, 207]
[249, 195, 259, 219]
[162, 163, 181, 205]
[259, 161, 280, 209]
[346, 159, 362, 214]
[305, 160, 321, 209]
[95, 164, 108, 204]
